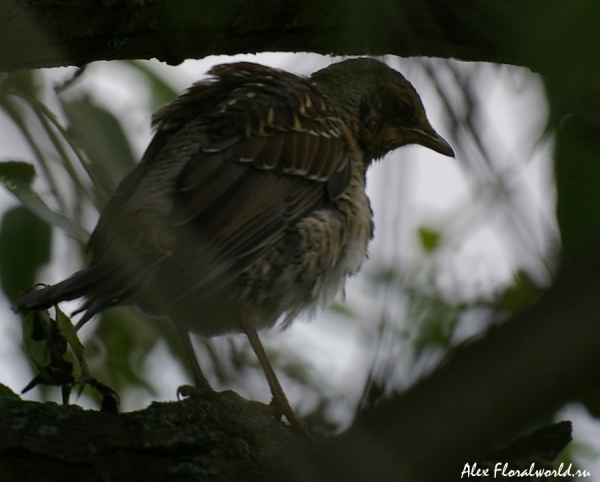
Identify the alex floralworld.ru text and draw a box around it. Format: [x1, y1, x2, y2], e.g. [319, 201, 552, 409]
[461, 462, 591, 478]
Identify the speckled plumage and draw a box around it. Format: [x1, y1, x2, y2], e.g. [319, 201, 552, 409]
[13, 59, 453, 425]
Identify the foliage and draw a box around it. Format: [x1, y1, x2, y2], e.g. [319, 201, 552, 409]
[0, 59, 556, 427]
[0, 65, 169, 404]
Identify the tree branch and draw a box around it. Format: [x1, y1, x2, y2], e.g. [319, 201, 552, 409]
[2, 0, 523, 72]
[0, 390, 307, 481]
[1, 1, 598, 480]
[273, 258, 600, 481]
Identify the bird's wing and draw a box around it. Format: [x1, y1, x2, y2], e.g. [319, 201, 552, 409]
[162, 62, 355, 298]
[83, 63, 356, 312]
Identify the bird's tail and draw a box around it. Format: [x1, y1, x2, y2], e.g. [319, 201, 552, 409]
[12, 267, 101, 319]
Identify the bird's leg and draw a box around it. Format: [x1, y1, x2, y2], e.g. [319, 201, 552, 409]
[175, 325, 212, 394]
[239, 318, 310, 436]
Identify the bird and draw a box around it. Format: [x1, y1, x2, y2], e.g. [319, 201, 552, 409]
[13, 58, 454, 430]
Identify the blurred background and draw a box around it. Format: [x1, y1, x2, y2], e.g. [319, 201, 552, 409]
[0, 53, 597, 476]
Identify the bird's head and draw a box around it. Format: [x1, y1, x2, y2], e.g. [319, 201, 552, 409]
[311, 58, 454, 163]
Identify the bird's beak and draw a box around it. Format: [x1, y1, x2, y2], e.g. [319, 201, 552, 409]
[409, 126, 455, 158]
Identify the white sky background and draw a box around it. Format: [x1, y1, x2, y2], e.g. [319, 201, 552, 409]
[0, 52, 598, 476]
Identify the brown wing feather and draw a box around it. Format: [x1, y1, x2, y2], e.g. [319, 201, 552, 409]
[162, 62, 355, 298]
[170, 135, 346, 297]
[86, 62, 355, 310]
[153, 61, 353, 184]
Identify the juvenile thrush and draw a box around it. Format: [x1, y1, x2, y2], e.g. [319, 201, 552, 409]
[13, 58, 454, 429]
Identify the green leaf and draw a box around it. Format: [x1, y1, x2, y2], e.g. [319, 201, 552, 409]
[0, 161, 89, 243]
[21, 311, 50, 377]
[0, 382, 22, 408]
[407, 288, 459, 351]
[0, 70, 39, 100]
[0, 382, 21, 400]
[498, 270, 540, 314]
[61, 95, 137, 200]
[0, 161, 35, 187]
[0, 206, 51, 302]
[55, 305, 89, 376]
[418, 226, 442, 253]
[88, 307, 160, 394]
[328, 302, 359, 320]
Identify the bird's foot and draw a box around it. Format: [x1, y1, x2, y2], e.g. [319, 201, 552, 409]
[268, 397, 313, 439]
[177, 383, 212, 400]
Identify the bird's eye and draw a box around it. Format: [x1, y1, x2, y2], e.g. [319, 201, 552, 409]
[392, 99, 412, 121]
[359, 101, 372, 122]
[359, 101, 379, 131]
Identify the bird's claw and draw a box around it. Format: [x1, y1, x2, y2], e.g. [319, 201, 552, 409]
[268, 397, 313, 439]
[177, 384, 210, 400]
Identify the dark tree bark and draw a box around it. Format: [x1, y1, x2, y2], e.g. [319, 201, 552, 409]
[0, 391, 308, 481]
[0, 255, 587, 482]
[1, 0, 600, 481]
[281, 259, 599, 481]
[1, 0, 543, 72]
